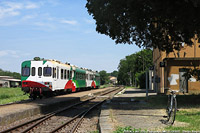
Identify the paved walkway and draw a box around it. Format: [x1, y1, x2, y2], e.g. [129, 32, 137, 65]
[99, 88, 168, 133]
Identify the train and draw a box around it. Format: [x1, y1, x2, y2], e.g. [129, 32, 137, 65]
[21, 58, 100, 99]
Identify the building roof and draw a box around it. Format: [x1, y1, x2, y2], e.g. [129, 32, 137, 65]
[5, 79, 21, 82]
[0, 76, 21, 82]
[0, 76, 12, 79]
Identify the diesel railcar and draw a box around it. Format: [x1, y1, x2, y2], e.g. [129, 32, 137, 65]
[21, 58, 100, 99]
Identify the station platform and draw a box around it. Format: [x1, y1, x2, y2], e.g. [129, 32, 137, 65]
[99, 88, 168, 132]
[0, 87, 115, 126]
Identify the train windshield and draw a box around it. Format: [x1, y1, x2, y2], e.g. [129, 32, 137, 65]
[43, 67, 52, 76]
[22, 67, 30, 76]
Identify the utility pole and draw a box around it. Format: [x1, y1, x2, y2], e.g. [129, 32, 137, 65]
[146, 70, 149, 101]
[127, 72, 132, 86]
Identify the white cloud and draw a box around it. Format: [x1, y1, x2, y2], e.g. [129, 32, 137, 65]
[34, 22, 56, 30]
[0, 50, 19, 58]
[0, 1, 40, 19]
[60, 20, 78, 25]
[21, 14, 36, 21]
[25, 3, 39, 9]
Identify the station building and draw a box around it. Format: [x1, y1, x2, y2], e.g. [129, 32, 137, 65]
[0, 76, 21, 88]
[153, 39, 200, 93]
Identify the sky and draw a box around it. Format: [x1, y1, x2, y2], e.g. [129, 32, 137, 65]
[0, 0, 141, 73]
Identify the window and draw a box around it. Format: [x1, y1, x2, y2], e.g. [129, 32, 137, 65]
[53, 68, 56, 78]
[31, 67, 35, 76]
[61, 69, 64, 79]
[43, 67, 52, 76]
[22, 67, 30, 76]
[64, 70, 67, 79]
[53, 68, 55, 78]
[96, 76, 100, 81]
[67, 70, 70, 79]
[70, 71, 72, 79]
[57, 68, 59, 79]
[38, 67, 42, 76]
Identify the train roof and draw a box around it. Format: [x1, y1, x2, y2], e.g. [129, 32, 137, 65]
[22, 58, 99, 74]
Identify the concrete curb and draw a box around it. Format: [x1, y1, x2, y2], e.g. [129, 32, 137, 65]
[99, 88, 126, 133]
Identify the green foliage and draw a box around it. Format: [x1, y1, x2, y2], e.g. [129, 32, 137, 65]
[99, 70, 109, 85]
[166, 110, 200, 131]
[114, 126, 142, 133]
[86, 0, 200, 53]
[0, 87, 29, 105]
[135, 71, 146, 89]
[110, 70, 118, 77]
[117, 49, 152, 88]
[0, 68, 21, 79]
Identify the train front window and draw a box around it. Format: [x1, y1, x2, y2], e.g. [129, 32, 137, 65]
[22, 67, 30, 76]
[43, 67, 52, 76]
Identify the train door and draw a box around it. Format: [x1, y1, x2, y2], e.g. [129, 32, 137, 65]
[53, 67, 57, 90]
[179, 68, 188, 93]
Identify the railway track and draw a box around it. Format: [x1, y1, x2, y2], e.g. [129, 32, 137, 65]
[0, 87, 123, 133]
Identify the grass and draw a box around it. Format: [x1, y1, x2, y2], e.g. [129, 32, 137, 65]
[0, 87, 29, 105]
[113, 126, 143, 133]
[143, 94, 200, 131]
[113, 94, 200, 132]
[166, 110, 200, 131]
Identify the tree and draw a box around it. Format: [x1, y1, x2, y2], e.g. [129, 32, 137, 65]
[0, 68, 21, 79]
[110, 70, 118, 77]
[99, 70, 109, 85]
[117, 49, 153, 88]
[86, 0, 200, 53]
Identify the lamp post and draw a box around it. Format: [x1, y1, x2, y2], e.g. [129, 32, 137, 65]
[127, 72, 132, 86]
[138, 55, 144, 71]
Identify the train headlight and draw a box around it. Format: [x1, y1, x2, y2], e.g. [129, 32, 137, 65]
[49, 85, 52, 89]
[44, 82, 50, 85]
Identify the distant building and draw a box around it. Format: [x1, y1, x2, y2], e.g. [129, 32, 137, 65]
[0, 76, 21, 88]
[109, 76, 118, 84]
[153, 39, 200, 93]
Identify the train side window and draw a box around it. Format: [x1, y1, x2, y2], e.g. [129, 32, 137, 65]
[67, 70, 70, 79]
[32, 67, 35, 76]
[54, 68, 56, 78]
[61, 69, 64, 79]
[43, 67, 52, 76]
[64, 70, 67, 79]
[38, 67, 42, 76]
[57, 68, 59, 79]
[70, 71, 72, 79]
[53, 68, 55, 78]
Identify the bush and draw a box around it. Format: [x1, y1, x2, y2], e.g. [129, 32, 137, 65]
[135, 71, 146, 89]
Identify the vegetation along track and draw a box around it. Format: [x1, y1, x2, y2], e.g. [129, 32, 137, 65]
[0, 99, 32, 107]
[0, 86, 123, 133]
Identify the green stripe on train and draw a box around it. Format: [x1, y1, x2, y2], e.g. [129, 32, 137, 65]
[21, 60, 31, 81]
